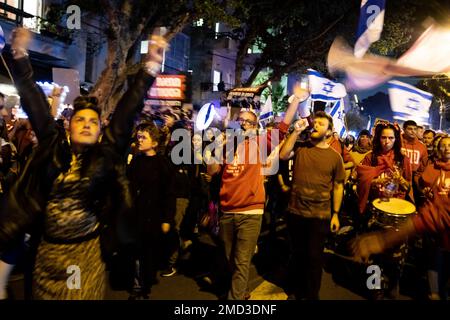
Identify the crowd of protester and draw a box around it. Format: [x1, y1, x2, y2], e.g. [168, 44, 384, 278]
[0, 27, 448, 301]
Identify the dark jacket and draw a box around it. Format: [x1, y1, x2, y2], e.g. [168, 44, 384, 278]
[127, 154, 176, 236]
[0, 57, 155, 261]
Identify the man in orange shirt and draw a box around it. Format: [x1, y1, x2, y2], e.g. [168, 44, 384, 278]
[208, 84, 309, 300]
[401, 120, 428, 173]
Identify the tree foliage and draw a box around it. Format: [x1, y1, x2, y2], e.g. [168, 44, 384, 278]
[55, 0, 450, 116]
[63, 0, 241, 116]
[417, 75, 450, 104]
[233, 0, 449, 86]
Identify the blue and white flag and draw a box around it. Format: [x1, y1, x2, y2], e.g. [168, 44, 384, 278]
[325, 98, 346, 137]
[354, 0, 385, 58]
[0, 24, 5, 52]
[259, 95, 273, 125]
[307, 69, 347, 102]
[387, 80, 433, 125]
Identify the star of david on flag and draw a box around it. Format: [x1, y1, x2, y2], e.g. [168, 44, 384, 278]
[354, 0, 386, 58]
[325, 98, 347, 137]
[307, 69, 347, 102]
[387, 80, 433, 125]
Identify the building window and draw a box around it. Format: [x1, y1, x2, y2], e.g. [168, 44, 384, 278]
[213, 70, 221, 92]
[193, 18, 204, 27]
[0, 0, 42, 31]
[215, 22, 220, 39]
[23, 0, 42, 31]
[0, 0, 19, 21]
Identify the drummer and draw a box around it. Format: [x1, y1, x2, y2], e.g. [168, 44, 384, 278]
[355, 121, 413, 299]
[356, 122, 413, 216]
[353, 135, 450, 300]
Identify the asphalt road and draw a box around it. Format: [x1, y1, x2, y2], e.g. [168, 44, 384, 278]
[8, 222, 428, 300]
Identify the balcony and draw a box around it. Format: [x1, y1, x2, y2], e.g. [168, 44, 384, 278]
[0, 2, 73, 45]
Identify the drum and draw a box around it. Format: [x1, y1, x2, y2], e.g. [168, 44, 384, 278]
[370, 198, 416, 229]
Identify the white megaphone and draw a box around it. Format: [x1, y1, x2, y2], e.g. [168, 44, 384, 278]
[195, 102, 218, 131]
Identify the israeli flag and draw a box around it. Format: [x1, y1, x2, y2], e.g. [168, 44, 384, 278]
[354, 0, 385, 58]
[259, 95, 273, 125]
[387, 80, 433, 125]
[0, 24, 5, 52]
[326, 98, 346, 137]
[308, 69, 347, 102]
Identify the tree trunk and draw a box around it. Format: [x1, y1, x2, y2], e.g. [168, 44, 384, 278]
[243, 56, 272, 88]
[91, 8, 191, 118]
[91, 36, 130, 118]
[234, 27, 257, 87]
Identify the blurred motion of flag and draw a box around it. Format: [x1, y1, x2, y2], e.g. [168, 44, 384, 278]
[354, 0, 386, 58]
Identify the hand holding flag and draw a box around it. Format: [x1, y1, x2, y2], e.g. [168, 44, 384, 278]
[328, 24, 450, 91]
[354, 0, 386, 58]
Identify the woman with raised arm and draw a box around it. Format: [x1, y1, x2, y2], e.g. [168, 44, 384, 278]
[0, 28, 167, 300]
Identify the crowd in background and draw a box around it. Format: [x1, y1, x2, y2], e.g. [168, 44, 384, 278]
[0, 27, 449, 301]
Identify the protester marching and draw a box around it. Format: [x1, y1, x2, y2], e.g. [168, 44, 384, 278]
[0, 0, 448, 303]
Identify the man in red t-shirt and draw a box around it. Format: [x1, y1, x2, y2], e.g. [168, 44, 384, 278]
[401, 120, 428, 173]
[207, 83, 310, 300]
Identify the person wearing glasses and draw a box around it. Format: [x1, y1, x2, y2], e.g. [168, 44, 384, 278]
[0, 27, 167, 300]
[207, 83, 309, 300]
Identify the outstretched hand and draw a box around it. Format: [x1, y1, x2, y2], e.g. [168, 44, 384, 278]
[10, 27, 32, 58]
[144, 31, 170, 76]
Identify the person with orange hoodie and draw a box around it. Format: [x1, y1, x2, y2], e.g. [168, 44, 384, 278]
[402, 120, 428, 173]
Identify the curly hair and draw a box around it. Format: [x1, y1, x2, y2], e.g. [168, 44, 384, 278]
[371, 122, 404, 166]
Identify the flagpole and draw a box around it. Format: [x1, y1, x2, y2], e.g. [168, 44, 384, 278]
[341, 98, 349, 135]
[0, 53, 14, 85]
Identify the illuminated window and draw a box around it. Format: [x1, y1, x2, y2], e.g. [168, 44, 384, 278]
[193, 18, 204, 27]
[213, 70, 221, 92]
[23, 0, 42, 31]
[215, 22, 220, 39]
[0, 0, 42, 31]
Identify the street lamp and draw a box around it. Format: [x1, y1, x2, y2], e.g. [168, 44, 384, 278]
[439, 99, 444, 131]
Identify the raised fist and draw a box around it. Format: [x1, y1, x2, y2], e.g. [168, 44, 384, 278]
[144, 31, 170, 76]
[10, 28, 32, 56]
